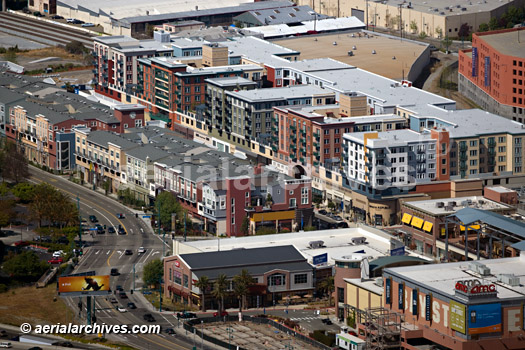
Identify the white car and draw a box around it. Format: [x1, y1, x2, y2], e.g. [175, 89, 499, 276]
[52, 250, 64, 258]
[66, 18, 75, 23]
[138, 247, 146, 254]
[117, 306, 127, 313]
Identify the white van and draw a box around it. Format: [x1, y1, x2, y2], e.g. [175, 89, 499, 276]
[0, 342, 12, 348]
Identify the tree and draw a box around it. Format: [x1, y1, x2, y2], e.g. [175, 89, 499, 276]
[143, 259, 163, 288]
[327, 200, 336, 212]
[410, 20, 418, 33]
[212, 273, 228, 313]
[156, 191, 183, 231]
[478, 23, 489, 32]
[418, 31, 428, 39]
[29, 183, 78, 228]
[29, 183, 56, 227]
[458, 23, 470, 40]
[442, 36, 453, 53]
[265, 193, 273, 206]
[488, 17, 499, 30]
[12, 183, 35, 203]
[319, 275, 335, 307]
[435, 26, 443, 38]
[195, 275, 210, 312]
[240, 216, 250, 236]
[0, 199, 15, 229]
[1, 141, 28, 184]
[2, 251, 48, 280]
[102, 179, 110, 195]
[65, 40, 86, 55]
[233, 269, 254, 312]
[2, 48, 16, 63]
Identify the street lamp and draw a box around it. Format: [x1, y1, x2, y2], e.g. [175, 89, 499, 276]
[226, 327, 234, 350]
[201, 320, 204, 350]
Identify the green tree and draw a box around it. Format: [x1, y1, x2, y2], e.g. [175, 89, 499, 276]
[29, 183, 56, 227]
[0, 199, 15, 229]
[327, 200, 336, 212]
[3, 251, 48, 279]
[212, 273, 228, 313]
[319, 275, 335, 307]
[488, 17, 499, 30]
[478, 23, 489, 32]
[65, 40, 86, 55]
[195, 275, 210, 312]
[266, 193, 273, 206]
[240, 216, 250, 236]
[143, 259, 163, 288]
[233, 269, 254, 312]
[410, 20, 418, 33]
[12, 183, 35, 203]
[3, 48, 16, 63]
[156, 191, 183, 231]
[442, 36, 453, 53]
[418, 31, 428, 39]
[102, 179, 110, 195]
[435, 26, 443, 38]
[1, 141, 28, 184]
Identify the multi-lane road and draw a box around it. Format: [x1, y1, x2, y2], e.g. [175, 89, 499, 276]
[28, 167, 208, 350]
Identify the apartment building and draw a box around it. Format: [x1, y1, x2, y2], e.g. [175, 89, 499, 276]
[93, 34, 173, 102]
[0, 87, 25, 139]
[459, 27, 525, 121]
[74, 128, 140, 193]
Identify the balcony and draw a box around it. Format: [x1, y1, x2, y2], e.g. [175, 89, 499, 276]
[487, 157, 496, 165]
[156, 99, 169, 108]
[245, 119, 252, 126]
[488, 149, 496, 156]
[459, 144, 468, 152]
[459, 162, 467, 171]
[155, 73, 169, 82]
[290, 125, 296, 131]
[155, 91, 169, 100]
[487, 139, 496, 147]
[271, 145, 278, 152]
[155, 82, 169, 91]
[92, 68, 98, 74]
[314, 133, 320, 141]
[376, 152, 386, 159]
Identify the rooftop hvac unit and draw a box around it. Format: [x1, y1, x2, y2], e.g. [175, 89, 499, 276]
[478, 200, 485, 205]
[436, 202, 445, 208]
[375, 277, 384, 287]
[498, 274, 520, 287]
[447, 202, 455, 207]
[469, 261, 491, 276]
[351, 237, 367, 245]
[309, 240, 324, 249]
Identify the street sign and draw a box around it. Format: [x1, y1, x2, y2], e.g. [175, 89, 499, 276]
[390, 246, 405, 256]
[142, 215, 151, 219]
[313, 253, 328, 265]
[89, 228, 98, 231]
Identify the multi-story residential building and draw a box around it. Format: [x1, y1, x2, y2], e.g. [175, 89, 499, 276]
[74, 128, 140, 194]
[93, 34, 173, 102]
[124, 144, 171, 204]
[6, 101, 88, 171]
[219, 85, 335, 153]
[0, 87, 25, 139]
[459, 27, 525, 122]
[398, 104, 525, 178]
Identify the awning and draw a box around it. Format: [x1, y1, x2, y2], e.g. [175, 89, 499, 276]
[411, 216, 424, 229]
[460, 224, 481, 231]
[423, 221, 433, 232]
[402, 213, 412, 224]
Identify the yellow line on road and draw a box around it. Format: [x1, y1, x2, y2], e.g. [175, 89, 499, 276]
[106, 250, 115, 267]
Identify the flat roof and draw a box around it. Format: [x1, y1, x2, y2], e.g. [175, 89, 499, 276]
[274, 31, 428, 80]
[374, 0, 512, 16]
[344, 129, 431, 145]
[344, 278, 384, 295]
[205, 76, 257, 87]
[403, 196, 511, 216]
[176, 226, 429, 265]
[486, 186, 516, 194]
[479, 28, 525, 59]
[227, 84, 331, 102]
[384, 254, 525, 300]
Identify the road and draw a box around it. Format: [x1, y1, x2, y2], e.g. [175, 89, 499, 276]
[28, 167, 208, 350]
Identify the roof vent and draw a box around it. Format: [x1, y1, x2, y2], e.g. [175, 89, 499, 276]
[309, 240, 324, 249]
[468, 261, 491, 276]
[435, 201, 444, 208]
[351, 237, 367, 245]
[497, 274, 520, 287]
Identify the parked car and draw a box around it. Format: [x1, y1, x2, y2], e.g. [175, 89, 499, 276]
[81, 23, 95, 27]
[322, 318, 333, 325]
[66, 18, 75, 23]
[22, 8, 32, 14]
[0, 330, 8, 337]
[332, 215, 343, 221]
[89, 215, 98, 223]
[33, 11, 44, 17]
[213, 311, 228, 317]
[143, 313, 155, 322]
[127, 302, 137, 309]
[108, 226, 116, 234]
[28, 347, 42, 350]
[124, 249, 132, 255]
[13, 240, 30, 247]
[318, 209, 328, 215]
[72, 19, 84, 24]
[57, 236, 69, 244]
[51, 15, 63, 19]
[48, 258, 64, 264]
[177, 312, 197, 319]
[164, 328, 175, 335]
[52, 250, 64, 258]
[138, 247, 146, 254]
[116, 213, 125, 219]
[429, 45, 438, 52]
[110, 268, 119, 276]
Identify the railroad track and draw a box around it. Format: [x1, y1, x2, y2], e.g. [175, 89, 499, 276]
[0, 12, 94, 48]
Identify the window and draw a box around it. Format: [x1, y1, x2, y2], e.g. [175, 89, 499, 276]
[245, 191, 249, 198]
[289, 198, 296, 208]
[267, 274, 285, 286]
[183, 275, 188, 288]
[173, 270, 182, 285]
[301, 187, 308, 205]
[294, 274, 307, 284]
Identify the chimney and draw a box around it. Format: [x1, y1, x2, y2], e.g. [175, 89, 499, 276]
[254, 164, 263, 175]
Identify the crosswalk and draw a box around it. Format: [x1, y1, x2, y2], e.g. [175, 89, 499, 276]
[289, 316, 322, 321]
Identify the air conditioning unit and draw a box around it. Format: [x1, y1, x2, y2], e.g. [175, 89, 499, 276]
[351, 237, 367, 245]
[498, 274, 520, 287]
[309, 240, 324, 249]
[436, 202, 444, 208]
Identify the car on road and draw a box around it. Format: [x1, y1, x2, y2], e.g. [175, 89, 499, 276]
[48, 258, 64, 264]
[119, 292, 128, 299]
[127, 302, 137, 309]
[89, 215, 98, 223]
[33, 11, 44, 17]
[318, 209, 328, 215]
[143, 313, 155, 322]
[66, 18, 75, 23]
[81, 23, 95, 27]
[72, 19, 84, 24]
[118, 227, 126, 235]
[52, 250, 64, 258]
[164, 328, 175, 335]
[116, 285, 123, 292]
[116, 213, 125, 219]
[332, 215, 343, 221]
[13, 240, 30, 247]
[0, 342, 12, 348]
[108, 226, 116, 234]
[124, 249, 132, 255]
[109, 297, 118, 304]
[138, 247, 146, 254]
[110, 268, 119, 276]
[51, 15, 63, 19]
[53, 341, 73, 348]
[117, 306, 127, 313]
[22, 8, 32, 14]
[177, 312, 197, 319]
[213, 311, 228, 317]
[321, 318, 333, 325]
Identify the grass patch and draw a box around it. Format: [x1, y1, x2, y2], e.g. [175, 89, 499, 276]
[21, 46, 82, 59]
[143, 290, 197, 312]
[0, 284, 73, 326]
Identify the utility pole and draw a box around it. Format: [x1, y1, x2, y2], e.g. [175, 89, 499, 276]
[159, 277, 162, 312]
[132, 264, 135, 291]
[86, 296, 92, 325]
[184, 211, 187, 242]
[77, 196, 82, 246]
[399, 4, 403, 40]
[365, 0, 368, 30]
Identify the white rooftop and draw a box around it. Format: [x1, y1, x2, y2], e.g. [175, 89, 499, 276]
[403, 196, 512, 216]
[227, 84, 332, 102]
[344, 277, 384, 295]
[379, 0, 513, 16]
[176, 226, 409, 265]
[385, 253, 525, 300]
[344, 129, 432, 145]
[486, 186, 516, 194]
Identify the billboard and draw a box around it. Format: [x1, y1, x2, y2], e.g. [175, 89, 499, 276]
[58, 275, 111, 296]
[450, 300, 466, 334]
[468, 303, 502, 335]
[313, 253, 328, 265]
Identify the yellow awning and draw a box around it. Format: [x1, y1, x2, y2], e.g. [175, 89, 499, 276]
[411, 216, 424, 229]
[402, 213, 412, 224]
[460, 224, 481, 231]
[423, 221, 433, 232]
